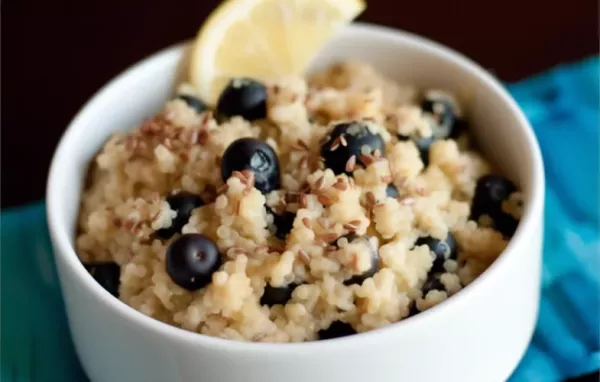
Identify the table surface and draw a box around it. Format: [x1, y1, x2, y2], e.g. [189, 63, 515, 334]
[1, 0, 598, 208]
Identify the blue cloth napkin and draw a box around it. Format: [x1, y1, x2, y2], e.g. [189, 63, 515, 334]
[1, 57, 599, 382]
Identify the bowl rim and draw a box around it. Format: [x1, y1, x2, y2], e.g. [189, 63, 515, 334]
[46, 21, 545, 353]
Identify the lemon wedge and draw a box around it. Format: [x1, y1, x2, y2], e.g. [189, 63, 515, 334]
[189, 0, 366, 104]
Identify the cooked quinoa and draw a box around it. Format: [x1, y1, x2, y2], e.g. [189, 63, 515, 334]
[76, 61, 522, 343]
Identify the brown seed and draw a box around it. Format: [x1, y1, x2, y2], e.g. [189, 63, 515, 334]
[241, 169, 253, 180]
[296, 139, 309, 150]
[286, 192, 299, 203]
[302, 217, 312, 229]
[366, 191, 377, 205]
[178, 151, 189, 162]
[345, 155, 357, 173]
[314, 176, 325, 191]
[333, 181, 348, 191]
[131, 220, 142, 233]
[325, 245, 338, 253]
[123, 219, 134, 232]
[201, 111, 213, 126]
[198, 130, 210, 145]
[244, 170, 256, 187]
[272, 85, 280, 94]
[274, 201, 287, 214]
[343, 223, 358, 232]
[215, 156, 222, 166]
[350, 253, 360, 272]
[360, 154, 375, 166]
[297, 250, 310, 265]
[339, 134, 348, 147]
[268, 245, 284, 253]
[329, 138, 341, 152]
[140, 122, 152, 135]
[112, 217, 122, 228]
[380, 175, 393, 184]
[318, 194, 334, 206]
[299, 193, 308, 209]
[318, 233, 339, 245]
[252, 333, 267, 342]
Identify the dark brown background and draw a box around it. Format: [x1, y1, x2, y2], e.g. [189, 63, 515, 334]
[1, 0, 598, 208]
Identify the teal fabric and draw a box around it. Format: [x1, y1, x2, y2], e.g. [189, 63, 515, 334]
[1, 57, 599, 382]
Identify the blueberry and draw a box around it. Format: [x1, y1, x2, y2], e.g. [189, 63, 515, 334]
[318, 321, 356, 340]
[266, 206, 295, 240]
[216, 78, 267, 121]
[397, 134, 436, 166]
[495, 212, 519, 237]
[260, 282, 298, 306]
[386, 183, 400, 198]
[414, 234, 457, 273]
[342, 235, 379, 286]
[166, 234, 222, 291]
[221, 138, 281, 194]
[156, 192, 204, 239]
[422, 273, 445, 295]
[470, 174, 517, 222]
[407, 302, 421, 317]
[321, 121, 385, 175]
[449, 118, 469, 139]
[177, 94, 208, 114]
[420, 94, 458, 139]
[83, 262, 120, 297]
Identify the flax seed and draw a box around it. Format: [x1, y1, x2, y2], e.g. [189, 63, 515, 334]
[332, 181, 348, 191]
[366, 191, 376, 205]
[339, 134, 348, 147]
[360, 154, 374, 166]
[302, 217, 312, 229]
[345, 155, 357, 173]
[299, 193, 307, 208]
[314, 176, 325, 191]
[297, 249, 310, 264]
[318, 194, 334, 206]
[296, 139, 309, 150]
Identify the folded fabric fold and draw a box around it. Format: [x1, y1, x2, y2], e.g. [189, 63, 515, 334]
[1, 56, 598, 382]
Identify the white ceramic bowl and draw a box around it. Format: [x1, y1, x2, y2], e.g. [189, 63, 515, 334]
[46, 23, 545, 382]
